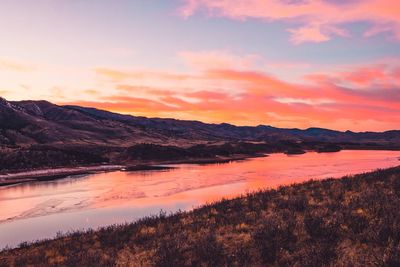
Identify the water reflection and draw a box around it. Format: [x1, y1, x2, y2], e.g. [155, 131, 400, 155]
[0, 150, 399, 248]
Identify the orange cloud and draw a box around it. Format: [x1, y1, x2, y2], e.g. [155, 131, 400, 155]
[63, 97, 179, 116]
[61, 54, 400, 132]
[0, 58, 33, 72]
[179, 0, 400, 43]
[83, 89, 101, 96]
[95, 68, 195, 82]
[95, 68, 145, 81]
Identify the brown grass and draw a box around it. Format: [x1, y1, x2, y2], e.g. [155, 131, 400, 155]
[2, 166, 400, 266]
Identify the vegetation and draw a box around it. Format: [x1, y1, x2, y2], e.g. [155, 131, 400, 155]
[121, 142, 275, 161]
[316, 144, 342, 153]
[2, 166, 400, 266]
[0, 145, 109, 173]
[0, 141, 300, 173]
[2, 97, 400, 175]
[284, 147, 306, 155]
[3, 138, 400, 175]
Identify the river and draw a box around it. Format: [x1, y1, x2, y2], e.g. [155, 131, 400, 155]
[0, 150, 399, 248]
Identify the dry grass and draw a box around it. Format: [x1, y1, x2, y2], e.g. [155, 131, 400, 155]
[2, 166, 400, 266]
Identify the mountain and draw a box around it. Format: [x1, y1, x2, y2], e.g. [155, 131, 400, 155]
[1, 96, 400, 173]
[1, 97, 400, 147]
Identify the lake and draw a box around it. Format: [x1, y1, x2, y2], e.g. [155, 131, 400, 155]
[0, 150, 399, 249]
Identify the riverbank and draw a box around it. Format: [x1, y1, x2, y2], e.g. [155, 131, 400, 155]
[1, 166, 400, 266]
[0, 153, 261, 187]
[0, 165, 124, 187]
[2, 140, 400, 188]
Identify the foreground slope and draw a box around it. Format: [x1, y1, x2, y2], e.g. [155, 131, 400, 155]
[2, 166, 400, 266]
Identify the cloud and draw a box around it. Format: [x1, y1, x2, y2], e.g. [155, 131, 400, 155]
[0, 90, 9, 96]
[95, 68, 144, 81]
[178, 0, 400, 44]
[68, 51, 400, 131]
[63, 96, 180, 116]
[83, 89, 101, 96]
[287, 25, 330, 44]
[178, 50, 259, 70]
[0, 58, 33, 72]
[64, 56, 400, 131]
[288, 24, 349, 44]
[94, 68, 196, 82]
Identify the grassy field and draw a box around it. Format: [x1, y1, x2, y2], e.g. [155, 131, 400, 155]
[2, 166, 400, 266]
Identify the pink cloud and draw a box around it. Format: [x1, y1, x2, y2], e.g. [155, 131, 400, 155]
[288, 24, 350, 44]
[70, 57, 400, 131]
[178, 0, 400, 44]
[288, 25, 330, 44]
[179, 50, 259, 70]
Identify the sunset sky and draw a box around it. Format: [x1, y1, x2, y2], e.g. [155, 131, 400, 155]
[0, 0, 399, 131]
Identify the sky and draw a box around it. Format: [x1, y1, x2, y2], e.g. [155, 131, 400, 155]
[0, 0, 399, 132]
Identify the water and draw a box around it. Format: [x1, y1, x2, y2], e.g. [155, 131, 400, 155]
[0, 150, 399, 248]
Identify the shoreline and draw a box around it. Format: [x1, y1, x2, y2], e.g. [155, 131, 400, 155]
[1, 149, 398, 188]
[0, 165, 124, 187]
[2, 166, 400, 265]
[0, 154, 263, 187]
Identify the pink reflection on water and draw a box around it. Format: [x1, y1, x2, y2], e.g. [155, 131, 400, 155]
[0, 150, 399, 248]
[0, 150, 399, 224]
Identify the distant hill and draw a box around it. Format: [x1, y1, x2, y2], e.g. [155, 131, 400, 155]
[1, 97, 400, 147]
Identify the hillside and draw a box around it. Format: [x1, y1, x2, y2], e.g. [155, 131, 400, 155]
[2, 166, 400, 266]
[1, 97, 400, 173]
[1, 97, 400, 147]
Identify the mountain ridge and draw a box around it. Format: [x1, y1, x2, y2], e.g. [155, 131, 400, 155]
[1, 97, 400, 147]
[1, 96, 400, 174]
